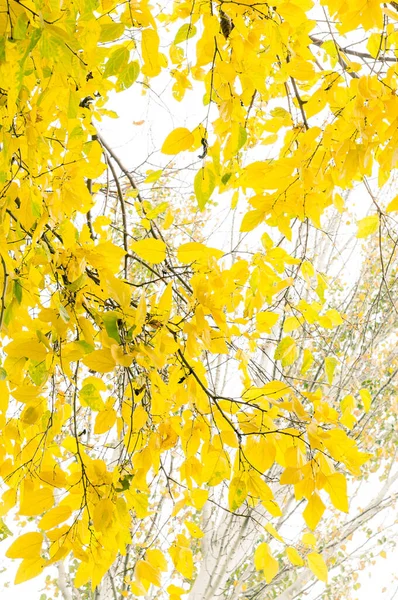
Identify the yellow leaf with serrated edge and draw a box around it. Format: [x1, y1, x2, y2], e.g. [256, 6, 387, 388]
[356, 215, 379, 238]
[324, 472, 348, 513]
[286, 546, 304, 566]
[254, 542, 279, 583]
[131, 239, 166, 264]
[39, 506, 72, 530]
[302, 532, 317, 547]
[162, 128, 194, 154]
[14, 556, 45, 584]
[265, 522, 284, 542]
[359, 388, 372, 412]
[307, 552, 328, 583]
[303, 492, 325, 530]
[6, 532, 43, 559]
[185, 520, 204, 538]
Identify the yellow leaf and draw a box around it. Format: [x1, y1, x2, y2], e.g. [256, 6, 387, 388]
[240, 209, 264, 232]
[262, 380, 291, 398]
[301, 349, 314, 374]
[177, 242, 223, 264]
[94, 408, 117, 434]
[324, 472, 348, 513]
[14, 556, 45, 584]
[194, 166, 216, 210]
[265, 522, 284, 543]
[146, 549, 168, 571]
[93, 498, 114, 533]
[303, 492, 326, 530]
[74, 559, 92, 589]
[20, 488, 54, 516]
[302, 532, 317, 548]
[325, 356, 337, 385]
[359, 388, 372, 412]
[228, 472, 248, 511]
[190, 489, 208, 510]
[254, 542, 279, 583]
[307, 552, 328, 583]
[286, 546, 304, 566]
[386, 195, 398, 212]
[256, 311, 279, 333]
[136, 559, 161, 587]
[39, 506, 72, 530]
[161, 128, 194, 154]
[356, 215, 379, 238]
[185, 520, 204, 538]
[131, 239, 167, 264]
[6, 532, 43, 559]
[275, 336, 297, 366]
[82, 349, 116, 374]
[169, 538, 193, 579]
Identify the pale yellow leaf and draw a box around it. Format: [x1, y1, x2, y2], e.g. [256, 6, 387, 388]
[286, 546, 304, 566]
[359, 388, 372, 412]
[307, 552, 328, 583]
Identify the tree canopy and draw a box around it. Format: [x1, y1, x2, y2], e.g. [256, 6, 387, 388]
[0, 0, 397, 598]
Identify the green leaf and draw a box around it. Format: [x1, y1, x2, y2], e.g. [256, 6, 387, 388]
[194, 166, 216, 210]
[79, 384, 105, 411]
[275, 336, 297, 367]
[13, 280, 22, 305]
[99, 22, 125, 43]
[174, 24, 197, 45]
[103, 312, 121, 343]
[14, 13, 29, 40]
[237, 126, 247, 151]
[120, 61, 140, 89]
[104, 46, 130, 77]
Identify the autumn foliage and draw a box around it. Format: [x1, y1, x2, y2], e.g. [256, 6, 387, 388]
[0, 0, 397, 598]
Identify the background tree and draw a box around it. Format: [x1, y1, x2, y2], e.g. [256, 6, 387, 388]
[0, 1, 397, 599]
